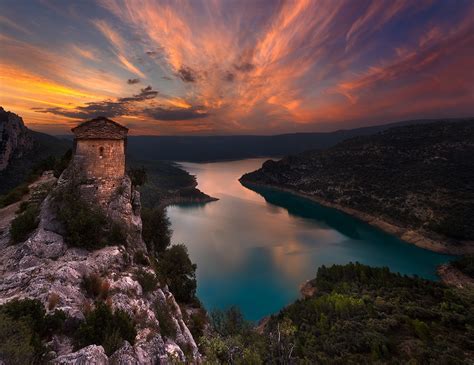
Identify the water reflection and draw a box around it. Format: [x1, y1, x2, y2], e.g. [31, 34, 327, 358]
[167, 159, 453, 321]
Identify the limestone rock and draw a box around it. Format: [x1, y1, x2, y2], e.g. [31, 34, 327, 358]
[53, 345, 108, 365]
[0, 107, 33, 171]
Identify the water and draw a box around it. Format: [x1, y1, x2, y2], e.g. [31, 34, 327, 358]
[167, 158, 454, 321]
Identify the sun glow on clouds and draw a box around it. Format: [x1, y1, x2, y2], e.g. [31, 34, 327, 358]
[0, 0, 473, 135]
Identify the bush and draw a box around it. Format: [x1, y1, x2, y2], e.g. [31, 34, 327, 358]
[128, 167, 147, 187]
[0, 299, 66, 363]
[452, 255, 474, 278]
[156, 244, 197, 303]
[135, 269, 158, 294]
[154, 300, 177, 339]
[75, 302, 136, 356]
[210, 306, 249, 337]
[0, 313, 35, 365]
[188, 309, 207, 340]
[141, 208, 172, 256]
[10, 204, 40, 243]
[55, 186, 126, 249]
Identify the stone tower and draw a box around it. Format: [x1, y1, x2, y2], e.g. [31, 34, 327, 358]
[71, 117, 128, 205]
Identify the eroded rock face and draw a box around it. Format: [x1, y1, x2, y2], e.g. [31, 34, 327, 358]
[0, 171, 200, 363]
[54, 345, 108, 365]
[0, 107, 33, 171]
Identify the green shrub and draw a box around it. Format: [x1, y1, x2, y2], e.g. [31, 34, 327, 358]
[56, 189, 108, 249]
[75, 302, 136, 356]
[210, 306, 249, 337]
[135, 269, 158, 294]
[188, 309, 207, 340]
[452, 255, 474, 278]
[128, 167, 148, 187]
[156, 244, 197, 303]
[55, 186, 126, 249]
[0, 313, 35, 365]
[134, 251, 150, 266]
[141, 207, 172, 256]
[412, 319, 430, 341]
[10, 204, 40, 243]
[154, 300, 177, 339]
[0, 299, 66, 363]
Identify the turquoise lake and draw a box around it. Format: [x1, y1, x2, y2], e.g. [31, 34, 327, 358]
[167, 158, 454, 321]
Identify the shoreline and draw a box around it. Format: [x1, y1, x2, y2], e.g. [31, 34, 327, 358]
[159, 194, 218, 209]
[240, 180, 473, 256]
[437, 264, 474, 289]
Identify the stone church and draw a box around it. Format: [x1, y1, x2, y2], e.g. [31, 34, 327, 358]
[71, 116, 129, 206]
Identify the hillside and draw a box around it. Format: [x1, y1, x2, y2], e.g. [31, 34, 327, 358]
[241, 121, 474, 254]
[124, 118, 470, 162]
[0, 107, 70, 194]
[200, 262, 474, 363]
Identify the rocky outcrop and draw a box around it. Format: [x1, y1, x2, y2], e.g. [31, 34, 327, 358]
[0, 170, 200, 363]
[437, 264, 474, 289]
[0, 107, 33, 171]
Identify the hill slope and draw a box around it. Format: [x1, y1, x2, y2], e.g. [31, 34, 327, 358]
[241, 121, 474, 254]
[126, 118, 470, 162]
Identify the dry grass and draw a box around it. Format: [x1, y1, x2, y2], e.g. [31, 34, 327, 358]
[47, 292, 60, 310]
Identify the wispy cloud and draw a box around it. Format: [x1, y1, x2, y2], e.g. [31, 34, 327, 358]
[0, 0, 473, 134]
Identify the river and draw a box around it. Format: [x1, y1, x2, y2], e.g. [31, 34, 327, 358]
[167, 158, 453, 321]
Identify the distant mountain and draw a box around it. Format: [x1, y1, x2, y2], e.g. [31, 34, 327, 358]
[241, 120, 474, 254]
[0, 107, 70, 194]
[125, 118, 471, 162]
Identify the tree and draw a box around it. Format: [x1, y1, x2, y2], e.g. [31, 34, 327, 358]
[141, 208, 172, 255]
[157, 244, 197, 303]
[128, 167, 147, 187]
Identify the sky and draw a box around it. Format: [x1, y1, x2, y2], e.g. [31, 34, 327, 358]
[0, 0, 473, 135]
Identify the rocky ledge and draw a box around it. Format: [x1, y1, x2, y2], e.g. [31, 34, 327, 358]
[0, 171, 200, 363]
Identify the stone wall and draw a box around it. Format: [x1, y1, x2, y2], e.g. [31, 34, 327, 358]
[75, 139, 125, 180]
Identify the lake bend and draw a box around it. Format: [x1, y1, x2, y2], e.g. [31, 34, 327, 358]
[167, 158, 454, 321]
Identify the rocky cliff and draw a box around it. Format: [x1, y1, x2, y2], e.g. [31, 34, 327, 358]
[241, 120, 474, 254]
[0, 107, 33, 171]
[0, 107, 70, 195]
[0, 166, 200, 363]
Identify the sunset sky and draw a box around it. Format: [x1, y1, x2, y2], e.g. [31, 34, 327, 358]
[0, 0, 473, 135]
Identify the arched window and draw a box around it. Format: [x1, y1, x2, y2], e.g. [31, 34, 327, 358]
[99, 146, 104, 159]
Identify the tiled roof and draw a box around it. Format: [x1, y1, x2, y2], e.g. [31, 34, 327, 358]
[71, 117, 128, 140]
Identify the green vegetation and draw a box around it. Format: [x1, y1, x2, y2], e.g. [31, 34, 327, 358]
[10, 204, 40, 243]
[200, 307, 265, 364]
[135, 268, 158, 294]
[54, 185, 126, 249]
[154, 300, 178, 339]
[129, 159, 214, 209]
[156, 244, 197, 304]
[0, 299, 66, 364]
[241, 121, 474, 243]
[128, 166, 148, 187]
[75, 302, 136, 356]
[142, 207, 172, 255]
[452, 255, 474, 278]
[200, 263, 474, 364]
